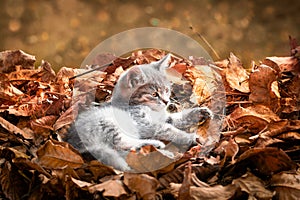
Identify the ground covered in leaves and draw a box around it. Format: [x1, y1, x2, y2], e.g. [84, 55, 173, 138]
[0, 43, 299, 199]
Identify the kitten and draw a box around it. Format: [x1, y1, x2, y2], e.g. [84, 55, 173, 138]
[66, 54, 212, 171]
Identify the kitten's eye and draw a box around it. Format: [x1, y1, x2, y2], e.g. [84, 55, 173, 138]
[152, 92, 159, 97]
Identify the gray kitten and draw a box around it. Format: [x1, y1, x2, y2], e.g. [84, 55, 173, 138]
[66, 54, 212, 171]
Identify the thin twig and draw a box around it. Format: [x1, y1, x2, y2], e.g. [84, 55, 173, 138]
[189, 26, 221, 60]
[69, 62, 113, 80]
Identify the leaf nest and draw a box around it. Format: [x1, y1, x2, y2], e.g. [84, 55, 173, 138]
[0, 46, 299, 199]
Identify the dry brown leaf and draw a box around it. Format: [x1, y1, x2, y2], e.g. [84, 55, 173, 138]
[32, 60, 56, 82]
[171, 63, 188, 74]
[178, 162, 192, 200]
[133, 49, 166, 65]
[225, 53, 250, 93]
[71, 177, 92, 188]
[126, 145, 178, 173]
[191, 184, 236, 200]
[30, 115, 57, 135]
[280, 97, 300, 113]
[271, 171, 300, 200]
[0, 50, 35, 73]
[75, 160, 116, 182]
[225, 147, 296, 178]
[7, 102, 41, 117]
[12, 157, 51, 178]
[255, 136, 284, 148]
[5, 92, 65, 118]
[7, 60, 56, 84]
[278, 131, 300, 140]
[88, 179, 127, 197]
[170, 182, 236, 200]
[53, 97, 85, 132]
[158, 163, 218, 189]
[55, 66, 79, 95]
[214, 137, 239, 164]
[0, 115, 33, 140]
[34, 140, 84, 169]
[249, 64, 280, 111]
[263, 56, 300, 74]
[0, 146, 29, 162]
[184, 66, 213, 105]
[223, 104, 280, 134]
[0, 161, 30, 200]
[0, 73, 24, 105]
[232, 172, 274, 199]
[124, 173, 159, 200]
[259, 119, 300, 138]
[43, 93, 66, 116]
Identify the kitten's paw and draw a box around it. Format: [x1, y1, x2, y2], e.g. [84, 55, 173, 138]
[150, 140, 166, 149]
[189, 107, 213, 124]
[132, 140, 166, 151]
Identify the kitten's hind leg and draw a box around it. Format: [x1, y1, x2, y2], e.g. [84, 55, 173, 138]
[87, 144, 131, 171]
[154, 124, 199, 151]
[114, 133, 166, 150]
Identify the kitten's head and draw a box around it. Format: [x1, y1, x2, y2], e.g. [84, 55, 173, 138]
[112, 54, 172, 111]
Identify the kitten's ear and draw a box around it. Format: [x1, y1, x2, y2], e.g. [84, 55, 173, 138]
[154, 53, 172, 72]
[126, 67, 144, 88]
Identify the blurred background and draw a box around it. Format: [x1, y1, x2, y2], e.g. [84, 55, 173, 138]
[0, 0, 299, 71]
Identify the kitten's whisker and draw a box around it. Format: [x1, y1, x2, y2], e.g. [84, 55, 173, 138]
[69, 62, 113, 80]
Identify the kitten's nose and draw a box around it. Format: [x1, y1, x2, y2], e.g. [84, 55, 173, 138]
[161, 98, 168, 105]
[167, 103, 178, 113]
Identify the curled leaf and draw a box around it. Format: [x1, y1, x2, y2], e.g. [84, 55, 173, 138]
[225, 53, 250, 93]
[0, 50, 35, 73]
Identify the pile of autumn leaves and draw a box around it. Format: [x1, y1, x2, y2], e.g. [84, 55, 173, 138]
[0, 48, 299, 200]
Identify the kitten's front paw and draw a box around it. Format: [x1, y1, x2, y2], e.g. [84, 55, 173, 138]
[132, 140, 165, 151]
[188, 107, 213, 124]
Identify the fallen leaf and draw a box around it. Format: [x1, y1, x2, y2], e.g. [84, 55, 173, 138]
[232, 172, 274, 199]
[223, 104, 280, 134]
[0, 162, 29, 200]
[270, 171, 300, 200]
[34, 140, 84, 169]
[158, 163, 219, 189]
[0, 115, 33, 140]
[214, 137, 239, 164]
[75, 160, 116, 182]
[0, 73, 24, 105]
[178, 162, 192, 200]
[30, 115, 57, 135]
[88, 179, 127, 197]
[225, 53, 250, 93]
[170, 182, 236, 200]
[32, 60, 56, 82]
[259, 119, 300, 138]
[221, 147, 296, 179]
[249, 64, 280, 111]
[124, 173, 159, 200]
[12, 157, 51, 178]
[278, 131, 300, 140]
[71, 177, 92, 188]
[263, 56, 300, 74]
[0, 50, 35, 73]
[126, 145, 179, 173]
